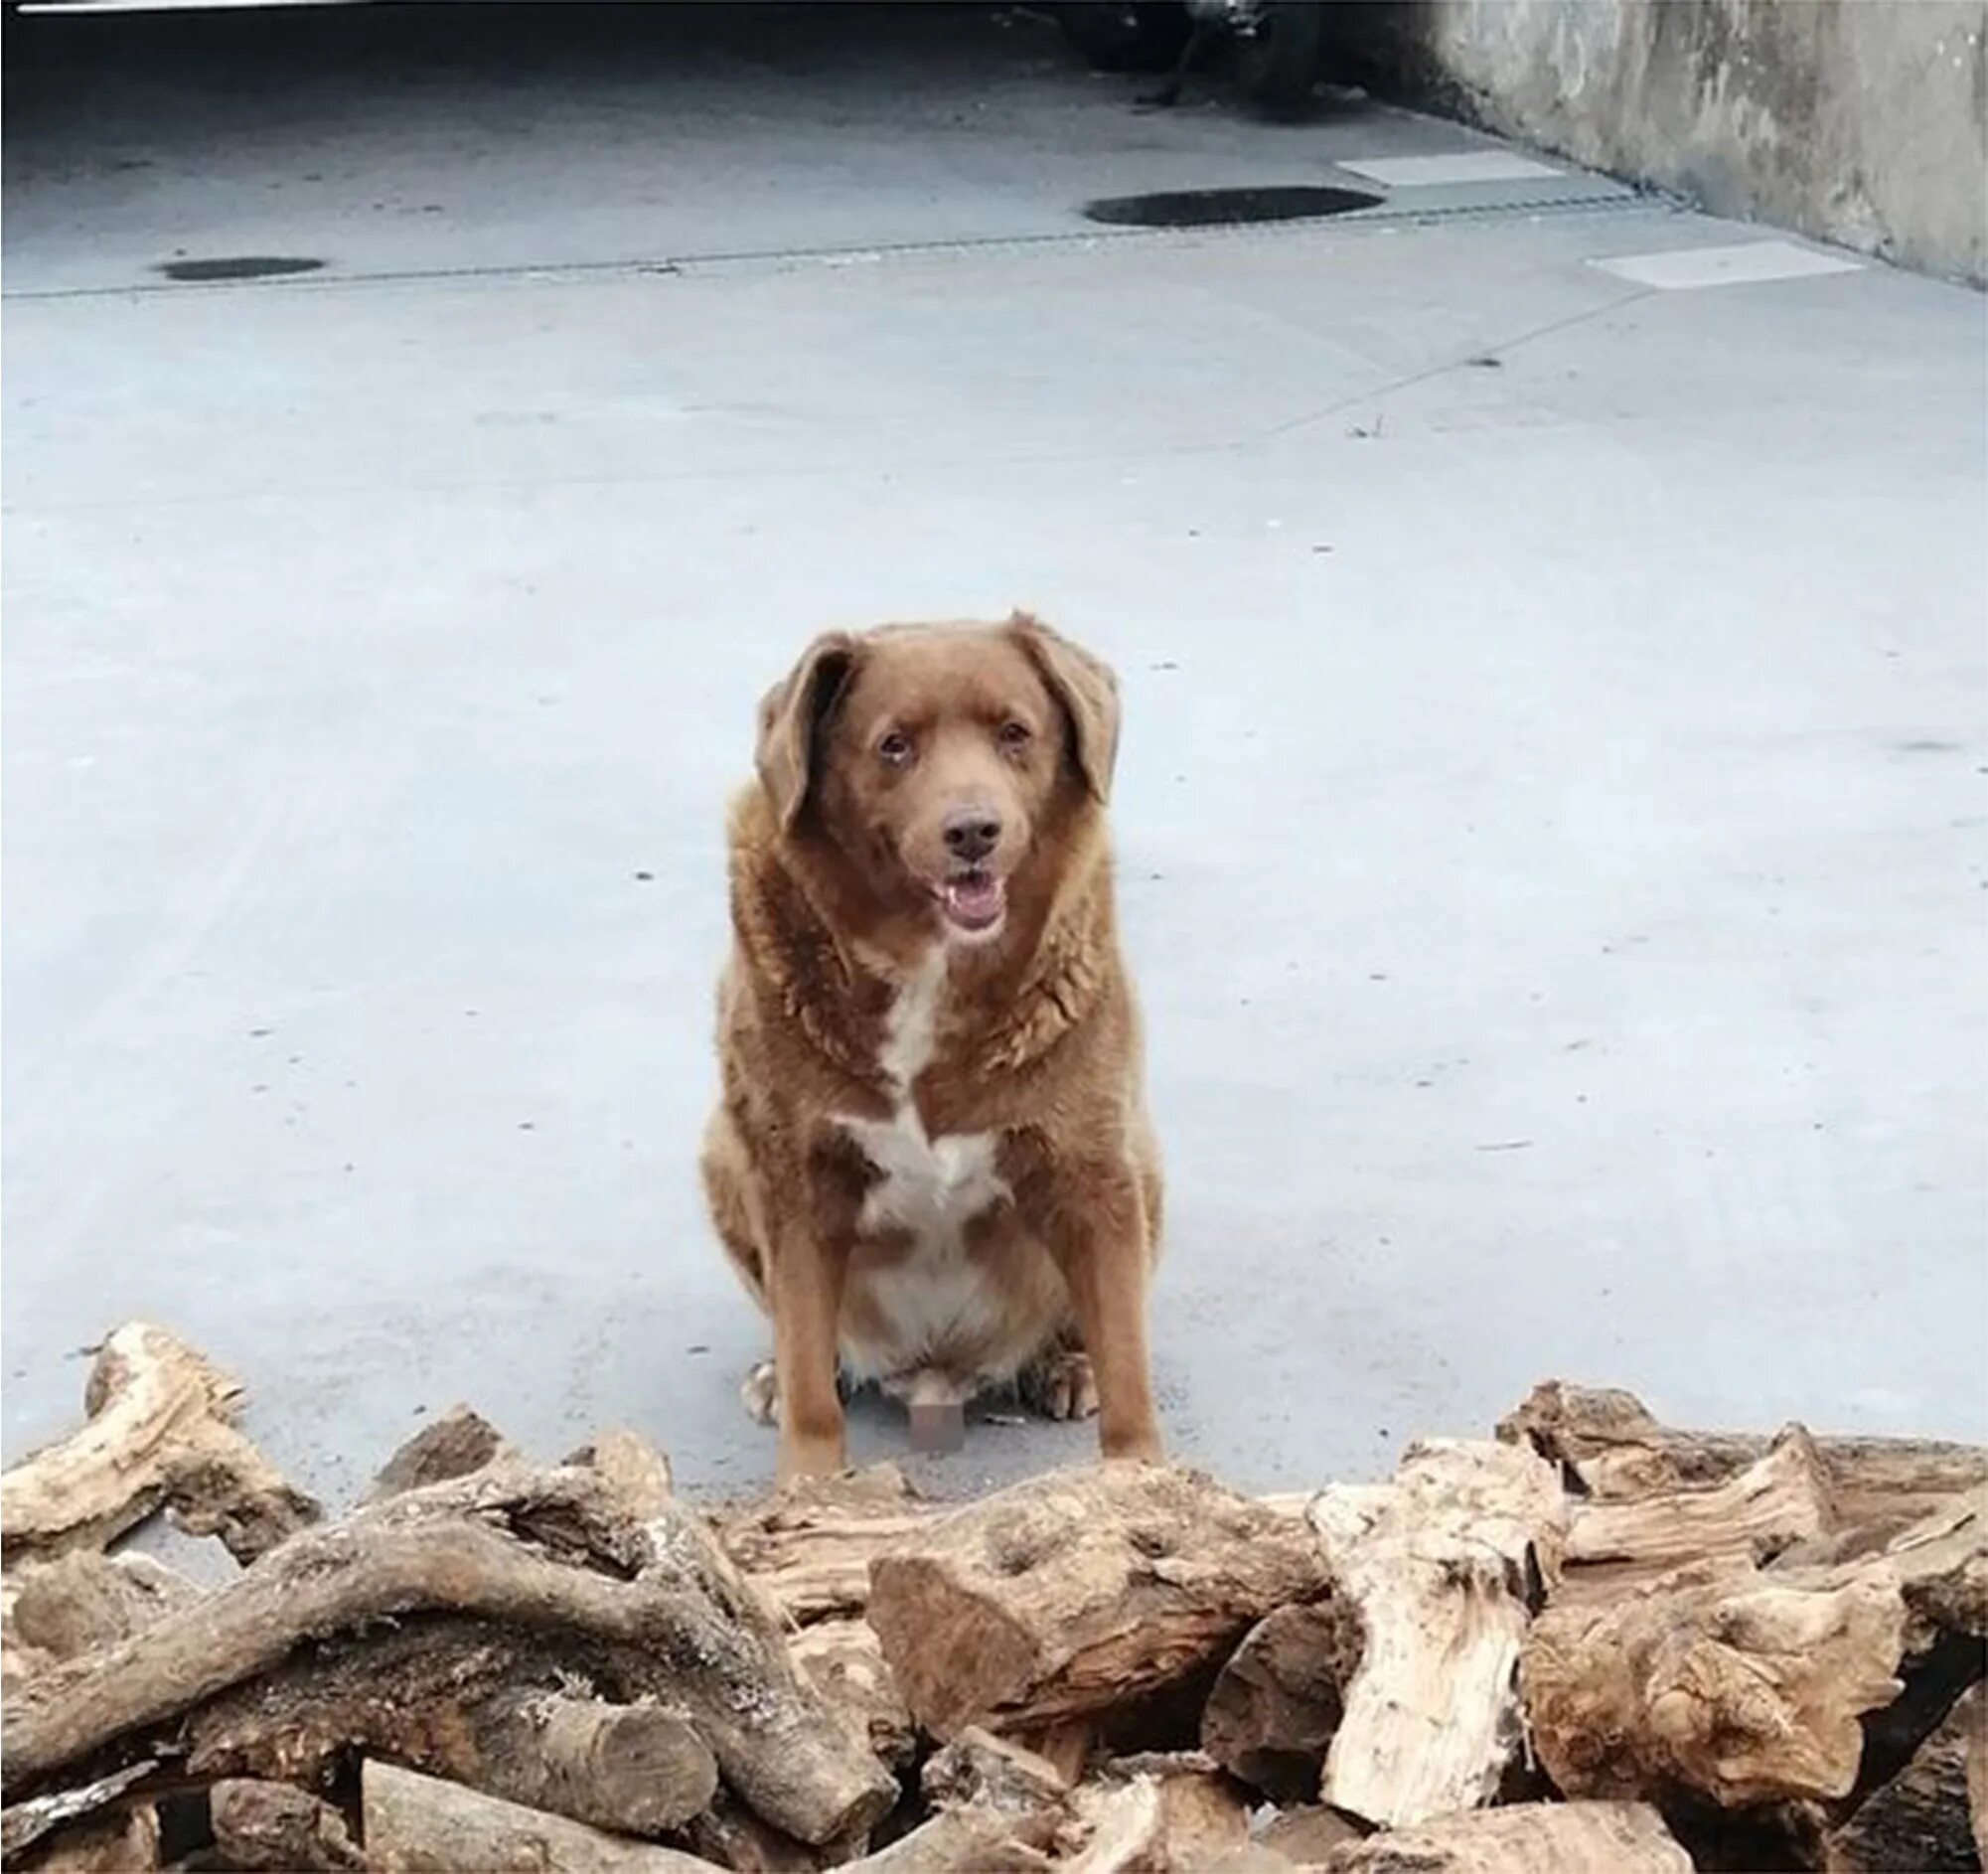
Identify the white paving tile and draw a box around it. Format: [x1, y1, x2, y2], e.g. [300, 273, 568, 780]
[1337, 151, 1565, 187]
[1592, 239, 1864, 289]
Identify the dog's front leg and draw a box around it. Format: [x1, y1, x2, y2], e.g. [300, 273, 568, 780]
[766, 1216, 849, 1482]
[1024, 1158, 1162, 1464]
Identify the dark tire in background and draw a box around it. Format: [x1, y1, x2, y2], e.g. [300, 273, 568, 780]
[1052, 3, 1194, 74]
[1232, 1, 1322, 114]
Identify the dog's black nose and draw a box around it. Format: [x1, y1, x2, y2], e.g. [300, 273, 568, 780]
[943, 810, 1001, 862]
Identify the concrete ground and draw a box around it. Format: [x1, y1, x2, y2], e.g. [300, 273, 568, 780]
[5, 4, 1984, 1511]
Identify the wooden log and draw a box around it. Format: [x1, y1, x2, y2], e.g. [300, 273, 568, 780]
[2, 1552, 203, 1697]
[361, 1758, 714, 1874]
[5, 1468, 895, 1847]
[1824, 1682, 1986, 1873]
[1056, 1765, 1249, 1874]
[715, 1466, 929, 1624]
[208, 1778, 365, 1871]
[1257, 1803, 1366, 1862]
[867, 1465, 1331, 1737]
[1200, 1600, 1362, 1800]
[1087, 1754, 1250, 1866]
[1308, 1439, 1566, 1828]
[1523, 1556, 1908, 1806]
[1317, 1800, 1692, 1873]
[1500, 1381, 1987, 1537]
[789, 1619, 916, 1770]
[1557, 1424, 1836, 1605]
[366, 1405, 515, 1499]
[0, 1324, 319, 1564]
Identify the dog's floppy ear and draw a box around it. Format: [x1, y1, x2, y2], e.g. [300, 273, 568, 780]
[1010, 611, 1121, 803]
[755, 631, 859, 833]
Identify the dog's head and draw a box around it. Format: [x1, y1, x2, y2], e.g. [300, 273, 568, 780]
[756, 613, 1119, 946]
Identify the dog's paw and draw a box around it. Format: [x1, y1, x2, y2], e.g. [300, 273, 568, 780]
[739, 1360, 779, 1426]
[1020, 1347, 1100, 1423]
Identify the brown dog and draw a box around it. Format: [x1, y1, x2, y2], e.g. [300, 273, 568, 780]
[700, 613, 1163, 1481]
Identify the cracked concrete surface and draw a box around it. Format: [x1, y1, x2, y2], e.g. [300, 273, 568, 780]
[4, 5, 1984, 1506]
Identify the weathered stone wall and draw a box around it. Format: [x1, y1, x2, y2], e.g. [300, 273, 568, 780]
[1337, 0, 1987, 285]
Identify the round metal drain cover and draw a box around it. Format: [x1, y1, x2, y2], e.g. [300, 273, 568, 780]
[155, 256, 326, 282]
[1082, 185, 1380, 229]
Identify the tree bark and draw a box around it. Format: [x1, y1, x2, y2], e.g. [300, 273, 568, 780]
[789, 1618, 916, 1771]
[0, 1323, 318, 1564]
[867, 1465, 1330, 1737]
[715, 1466, 928, 1624]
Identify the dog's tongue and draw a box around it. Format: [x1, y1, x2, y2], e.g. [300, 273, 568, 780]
[939, 872, 1005, 932]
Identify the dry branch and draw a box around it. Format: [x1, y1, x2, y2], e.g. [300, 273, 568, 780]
[5, 1468, 894, 1846]
[361, 1758, 712, 1874]
[365, 1405, 515, 1500]
[867, 1465, 1330, 1737]
[0, 1324, 318, 1564]
[1309, 1439, 1566, 1827]
[1502, 1381, 1988, 1538]
[1557, 1423, 1835, 1603]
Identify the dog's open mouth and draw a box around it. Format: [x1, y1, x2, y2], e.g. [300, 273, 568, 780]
[935, 868, 1006, 935]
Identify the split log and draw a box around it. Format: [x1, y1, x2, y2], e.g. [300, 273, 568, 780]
[790, 1620, 916, 1770]
[208, 1778, 364, 1871]
[1318, 1800, 1691, 1873]
[1825, 1682, 1986, 1873]
[1086, 1754, 1250, 1865]
[1200, 1600, 1362, 1800]
[1523, 1556, 1908, 1806]
[1501, 1381, 1987, 1539]
[1308, 1439, 1566, 1827]
[366, 1405, 515, 1499]
[1557, 1424, 1835, 1605]
[715, 1466, 929, 1624]
[2, 1552, 203, 1696]
[0, 1324, 319, 1563]
[361, 1758, 712, 1874]
[1, 1763, 158, 1863]
[867, 1465, 1331, 1737]
[5, 1468, 895, 1847]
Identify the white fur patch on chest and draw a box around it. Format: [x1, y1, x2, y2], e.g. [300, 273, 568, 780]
[836, 948, 1010, 1373]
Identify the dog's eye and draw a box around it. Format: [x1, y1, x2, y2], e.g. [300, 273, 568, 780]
[997, 719, 1032, 750]
[876, 730, 913, 766]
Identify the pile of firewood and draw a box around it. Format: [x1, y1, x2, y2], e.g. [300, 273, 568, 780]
[3, 1324, 1984, 1872]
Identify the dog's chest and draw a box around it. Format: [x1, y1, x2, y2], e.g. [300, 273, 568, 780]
[837, 952, 1006, 1248]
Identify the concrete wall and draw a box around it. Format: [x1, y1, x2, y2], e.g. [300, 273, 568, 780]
[1340, 0, 1987, 284]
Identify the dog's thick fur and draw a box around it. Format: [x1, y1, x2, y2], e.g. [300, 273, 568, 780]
[701, 614, 1163, 1480]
